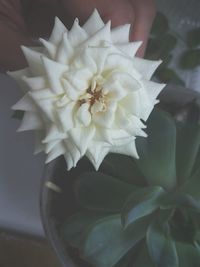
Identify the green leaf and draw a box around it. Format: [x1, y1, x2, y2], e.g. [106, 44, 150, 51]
[175, 102, 200, 184]
[11, 110, 25, 120]
[114, 246, 138, 267]
[146, 34, 176, 61]
[82, 214, 152, 267]
[75, 172, 136, 212]
[136, 109, 177, 190]
[134, 244, 155, 267]
[187, 27, 200, 47]
[156, 67, 185, 86]
[62, 211, 109, 247]
[169, 208, 197, 244]
[176, 242, 200, 267]
[179, 49, 200, 69]
[147, 218, 178, 267]
[160, 192, 200, 213]
[122, 186, 165, 228]
[151, 12, 169, 37]
[101, 153, 146, 186]
[180, 166, 200, 200]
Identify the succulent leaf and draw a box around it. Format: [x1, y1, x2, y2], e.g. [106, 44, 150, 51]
[81, 214, 152, 267]
[74, 172, 136, 212]
[121, 186, 165, 228]
[136, 108, 177, 190]
[147, 216, 178, 267]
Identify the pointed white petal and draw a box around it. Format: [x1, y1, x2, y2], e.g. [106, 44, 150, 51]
[93, 102, 117, 128]
[29, 89, 55, 121]
[86, 141, 110, 170]
[132, 58, 162, 80]
[22, 76, 46, 90]
[39, 38, 56, 58]
[64, 138, 81, 168]
[108, 71, 141, 93]
[12, 94, 36, 111]
[104, 53, 136, 74]
[45, 142, 65, 163]
[49, 17, 67, 45]
[34, 130, 45, 154]
[44, 139, 60, 154]
[87, 46, 110, 73]
[56, 32, 74, 64]
[42, 57, 68, 94]
[111, 24, 131, 43]
[116, 107, 147, 137]
[64, 68, 91, 91]
[21, 46, 44, 75]
[56, 101, 75, 132]
[64, 153, 73, 170]
[76, 103, 91, 127]
[17, 111, 43, 131]
[69, 126, 95, 156]
[107, 129, 134, 146]
[82, 21, 111, 48]
[83, 9, 105, 35]
[110, 139, 139, 159]
[72, 49, 97, 74]
[116, 41, 142, 58]
[7, 68, 30, 92]
[43, 124, 67, 143]
[142, 80, 165, 102]
[68, 18, 88, 47]
[61, 79, 79, 100]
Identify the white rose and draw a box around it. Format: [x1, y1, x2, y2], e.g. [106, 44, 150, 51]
[9, 9, 165, 170]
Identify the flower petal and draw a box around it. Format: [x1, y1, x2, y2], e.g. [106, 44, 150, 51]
[49, 17, 67, 45]
[142, 80, 165, 103]
[22, 76, 47, 90]
[42, 56, 68, 94]
[17, 111, 43, 131]
[76, 103, 91, 127]
[45, 142, 66, 163]
[116, 41, 142, 58]
[110, 139, 139, 159]
[68, 18, 88, 47]
[82, 21, 111, 48]
[111, 24, 131, 43]
[132, 58, 162, 80]
[21, 46, 44, 75]
[64, 138, 81, 168]
[86, 141, 110, 170]
[39, 38, 56, 59]
[56, 101, 75, 131]
[12, 94, 36, 111]
[8, 68, 30, 92]
[56, 33, 74, 64]
[69, 125, 95, 156]
[83, 9, 105, 35]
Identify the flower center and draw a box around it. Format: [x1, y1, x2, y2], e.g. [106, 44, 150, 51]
[78, 77, 107, 114]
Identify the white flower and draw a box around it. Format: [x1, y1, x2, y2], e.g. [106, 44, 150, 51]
[9, 9, 165, 170]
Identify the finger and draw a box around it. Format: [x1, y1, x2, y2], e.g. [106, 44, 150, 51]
[0, 0, 36, 71]
[130, 0, 156, 57]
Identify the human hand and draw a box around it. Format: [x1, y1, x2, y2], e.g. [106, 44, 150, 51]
[0, 0, 155, 72]
[61, 0, 156, 57]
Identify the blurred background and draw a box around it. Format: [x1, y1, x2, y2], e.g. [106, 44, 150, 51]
[0, 0, 200, 266]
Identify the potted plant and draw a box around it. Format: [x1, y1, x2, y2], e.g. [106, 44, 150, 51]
[40, 84, 200, 267]
[10, 9, 200, 267]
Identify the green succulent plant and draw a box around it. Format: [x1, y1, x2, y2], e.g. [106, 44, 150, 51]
[62, 100, 200, 267]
